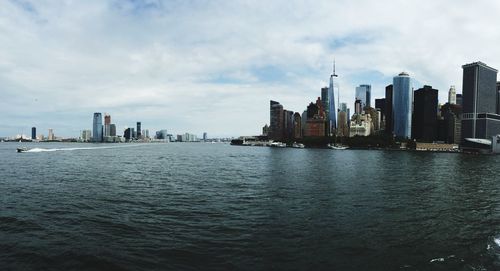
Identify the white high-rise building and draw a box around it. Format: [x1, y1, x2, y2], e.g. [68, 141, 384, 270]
[448, 85, 457, 104]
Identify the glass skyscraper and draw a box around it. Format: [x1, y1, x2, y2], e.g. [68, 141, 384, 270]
[92, 113, 103, 142]
[355, 84, 371, 108]
[393, 72, 412, 138]
[328, 66, 337, 132]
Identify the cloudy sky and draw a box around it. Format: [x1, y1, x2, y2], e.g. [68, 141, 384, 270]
[1, 0, 500, 138]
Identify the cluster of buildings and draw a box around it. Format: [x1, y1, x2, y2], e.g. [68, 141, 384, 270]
[265, 61, 500, 153]
[85, 112, 204, 143]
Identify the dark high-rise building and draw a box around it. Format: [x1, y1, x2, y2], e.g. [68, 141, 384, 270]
[461, 62, 500, 141]
[441, 103, 462, 144]
[270, 100, 284, 141]
[283, 110, 294, 140]
[136, 122, 142, 139]
[496, 82, 500, 114]
[110, 124, 116, 137]
[203, 132, 207, 141]
[456, 94, 463, 106]
[375, 98, 386, 123]
[293, 112, 302, 139]
[124, 128, 132, 141]
[385, 84, 394, 135]
[412, 85, 438, 142]
[31, 127, 36, 140]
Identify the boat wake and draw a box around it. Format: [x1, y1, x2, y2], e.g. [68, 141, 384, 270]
[24, 145, 143, 153]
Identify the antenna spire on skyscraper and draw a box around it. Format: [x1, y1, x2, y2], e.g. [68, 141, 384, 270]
[332, 59, 338, 77]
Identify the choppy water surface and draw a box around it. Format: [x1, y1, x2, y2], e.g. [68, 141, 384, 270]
[1, 142, 500, 270]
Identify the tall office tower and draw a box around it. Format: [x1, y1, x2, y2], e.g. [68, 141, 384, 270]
[145, 129, 149, 138]
[104, 114, 111, 125]
[321, 87, 330, 118]
[355, 84, 371, 108]
[385, 85, 394, 135]
[104, 114, 111, 137]
[48, 129, 54, 140]
[293, 112, 302, 139]
[301, 110, 307, 137]
[354, 99, 362, 115]
[337, 111, 349, 137]
[375, 98, 386, 123]
[283, 110, 294, 140]
[441, 103, 462, 144]
[270, 100, 284, 141]
[203, 132, 207, 141]
[31, 127, 36, 140]
[328, 62, 337, 133]
[110, 124, 116, 137]
[136, 122, 142, 139]
[456, 94, 463, 106]
[124, 128, 132, 141]
[448, 86, 457, 104]
[412, 85, 438, 142]
[393, 72, 412, 138]
[92, 113, 103, 142]
[461, 62, 500, 140]
[497, 82, 500, 114]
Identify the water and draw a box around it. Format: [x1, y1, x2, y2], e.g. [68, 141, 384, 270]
[1, 142, 500, 270]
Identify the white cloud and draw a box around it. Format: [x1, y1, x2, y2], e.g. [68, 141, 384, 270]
[1, 0, 500, 137]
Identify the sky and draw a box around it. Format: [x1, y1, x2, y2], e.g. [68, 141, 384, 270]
[2, 0, 500, 138]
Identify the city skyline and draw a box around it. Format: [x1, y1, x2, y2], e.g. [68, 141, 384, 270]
[2, 1, 500, 137]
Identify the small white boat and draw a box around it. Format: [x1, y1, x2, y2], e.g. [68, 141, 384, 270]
[328, 144, 349, 150]
[17, 147, 29, 153]
[292, 143, 305, 148]
[270, 142, 287, 148]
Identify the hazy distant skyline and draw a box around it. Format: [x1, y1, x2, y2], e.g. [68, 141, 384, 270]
[2, 0, 500, 137]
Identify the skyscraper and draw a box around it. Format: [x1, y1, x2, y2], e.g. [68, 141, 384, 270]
[136, 122, 142, 139]
[110, 124, 116, 137]
[92, 113, 103, 142]
[48, 129, 54, 141]
[375, 98, 386, 127]
[385, 85, 394, 135]
[328, 62, 337, 133]
[293, 112, 302, 139]
[461, 62, 500, 140]
[393, 72, 412, 138]
[104, 113, 111, 137]
[203, 132, 207, 141]
[497, 82, 500, 115]
[412, 85, 438, 142]
[456, 94, 463, 106]
[355, 84, 371, 108]
[448, 86, 457, 104]
[269, 100, 284, 141]
[31, 127, 36, 140]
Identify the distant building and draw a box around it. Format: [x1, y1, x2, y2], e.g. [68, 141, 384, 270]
[156, 130, 168, 140]
[349, 112, 373, 137]
[305, 97, 326, 137]
[364, 107, 380, 133]
[110, 124, 116, 137]
[92, 113, 103, 142]
[104, 114, 111, 137]
[412, 85, 438, 142]
[269, 100, 284, 141]
[31, 127, 36, 140]
[393, 72, 412, 138]
[337, 111, 349, 137]
[262, 125, 269, 136]
[203, 132, 207, 141]
[385, 84, 394, 135]
[178, 133, 198, 142]
[301, 110, 307, 137]
[328, 64, 338, 133]
[81, 130, 92, 142]
[456, 94, 463, 106]
[441, 103, 462, 144]
[354, 99, 362, 115]
[284, 110, 294, 140]
[461, 62, 500, 141]
[136, 122, 142, 139]
[355, 84, 371, 108]
[293, 112, 302, 139]
[448, 86, 457, 104]
[48, 129, 54, 141]
[497, 82, 500, 115]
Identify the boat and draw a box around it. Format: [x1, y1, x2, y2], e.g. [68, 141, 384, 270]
[270, 142, 287, 148]
[328, 144, 349, 150]
[17, 147, 29, 153]
[292, 142, 305, 148]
